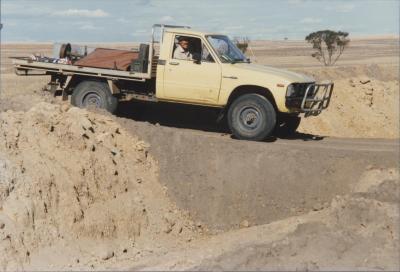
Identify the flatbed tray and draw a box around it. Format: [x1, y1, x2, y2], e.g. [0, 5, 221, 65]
[12, 57, 151, 81]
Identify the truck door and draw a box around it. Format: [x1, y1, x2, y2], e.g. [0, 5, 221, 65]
[162, 35, 221, 103]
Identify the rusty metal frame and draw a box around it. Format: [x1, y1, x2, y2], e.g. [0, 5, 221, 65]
[12, 57, 147, 82]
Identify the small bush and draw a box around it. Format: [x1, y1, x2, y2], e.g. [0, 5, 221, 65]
[305, 30, 350, 66]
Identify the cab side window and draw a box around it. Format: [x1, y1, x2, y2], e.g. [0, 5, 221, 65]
[172, 35, 215, 63]
[173, 35, 201, 61]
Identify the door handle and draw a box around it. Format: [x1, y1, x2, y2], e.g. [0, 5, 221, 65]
[223, 76, 238, 79]
[169, 61, 179, 65]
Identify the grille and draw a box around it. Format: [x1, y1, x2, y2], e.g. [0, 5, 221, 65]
[293, 83, 315, 97]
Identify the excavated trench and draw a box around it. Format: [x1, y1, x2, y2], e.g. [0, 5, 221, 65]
[115, 105, 399, 232]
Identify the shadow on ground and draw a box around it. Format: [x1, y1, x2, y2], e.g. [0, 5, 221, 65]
[116, 100, 325, 142]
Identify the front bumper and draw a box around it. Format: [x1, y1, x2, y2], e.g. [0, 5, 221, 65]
[285, 82, 334, 117]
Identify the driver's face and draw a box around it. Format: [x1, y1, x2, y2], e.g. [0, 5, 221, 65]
[179, 40, 189, 50]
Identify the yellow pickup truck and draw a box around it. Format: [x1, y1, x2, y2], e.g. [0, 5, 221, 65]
[12, 24, 333, 141]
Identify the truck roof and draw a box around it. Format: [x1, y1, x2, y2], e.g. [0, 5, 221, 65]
[164, 27, 221, 37]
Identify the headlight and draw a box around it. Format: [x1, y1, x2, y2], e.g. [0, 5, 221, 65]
[286, 84, 295, 97]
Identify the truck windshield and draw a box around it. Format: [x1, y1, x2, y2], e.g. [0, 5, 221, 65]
[207, 35, 249, 63]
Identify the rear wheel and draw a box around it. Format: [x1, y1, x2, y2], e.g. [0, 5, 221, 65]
[71, 81, 118, 113]
[227, 94, 276, 141]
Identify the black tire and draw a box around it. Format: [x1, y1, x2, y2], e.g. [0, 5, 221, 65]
[71, 81, 118, 113]
[276, 115, 301, 136]
[227, 94, 276, 141]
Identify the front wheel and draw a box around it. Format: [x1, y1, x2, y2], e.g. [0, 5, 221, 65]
[71, 80, 118, 113]
[227, 94, 276, 141]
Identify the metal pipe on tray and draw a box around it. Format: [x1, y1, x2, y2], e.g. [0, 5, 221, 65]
[53, 43, 95, 60]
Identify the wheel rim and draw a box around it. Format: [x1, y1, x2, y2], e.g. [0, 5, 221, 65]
[82, 92, 102, 108]
[238, 106, 261, 130]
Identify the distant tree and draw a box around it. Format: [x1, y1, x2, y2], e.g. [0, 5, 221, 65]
[233, 36, 250, 53]
[305, 30, 350, 66]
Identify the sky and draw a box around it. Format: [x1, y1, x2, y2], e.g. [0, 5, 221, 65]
[0, 0, 399, 42]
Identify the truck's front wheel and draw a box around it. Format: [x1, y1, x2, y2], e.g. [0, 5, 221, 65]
[228, 94, 276, 141]
[71, 81, 118, 113]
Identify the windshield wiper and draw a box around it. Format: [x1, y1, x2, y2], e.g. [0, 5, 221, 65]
[221, 54, 236, 64]
[233, 58, 250, 63]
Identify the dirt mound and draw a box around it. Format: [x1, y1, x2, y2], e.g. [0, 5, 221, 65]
[290, 63, 399, 138]
[296, 64, 399, 82]
[298, 75, 399, 138]
[131, 168, 399, 271]
[0, 102, 197, 270]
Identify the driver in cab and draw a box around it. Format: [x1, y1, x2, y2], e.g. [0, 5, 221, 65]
[173, 36, 193, 60]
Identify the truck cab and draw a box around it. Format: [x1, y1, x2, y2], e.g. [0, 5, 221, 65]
[154, 25, 333, 140]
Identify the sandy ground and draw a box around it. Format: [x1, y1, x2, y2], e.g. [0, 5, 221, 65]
[0, 37, 399, 270]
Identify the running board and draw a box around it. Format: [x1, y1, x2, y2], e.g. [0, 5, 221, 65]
[123, 93, 158, 102]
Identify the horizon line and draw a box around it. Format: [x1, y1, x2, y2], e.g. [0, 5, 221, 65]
[1, 33, 399, 44]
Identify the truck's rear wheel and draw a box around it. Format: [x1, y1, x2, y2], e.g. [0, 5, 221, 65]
[228, 94, 276, 141]
[71, 81, 118, 113]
